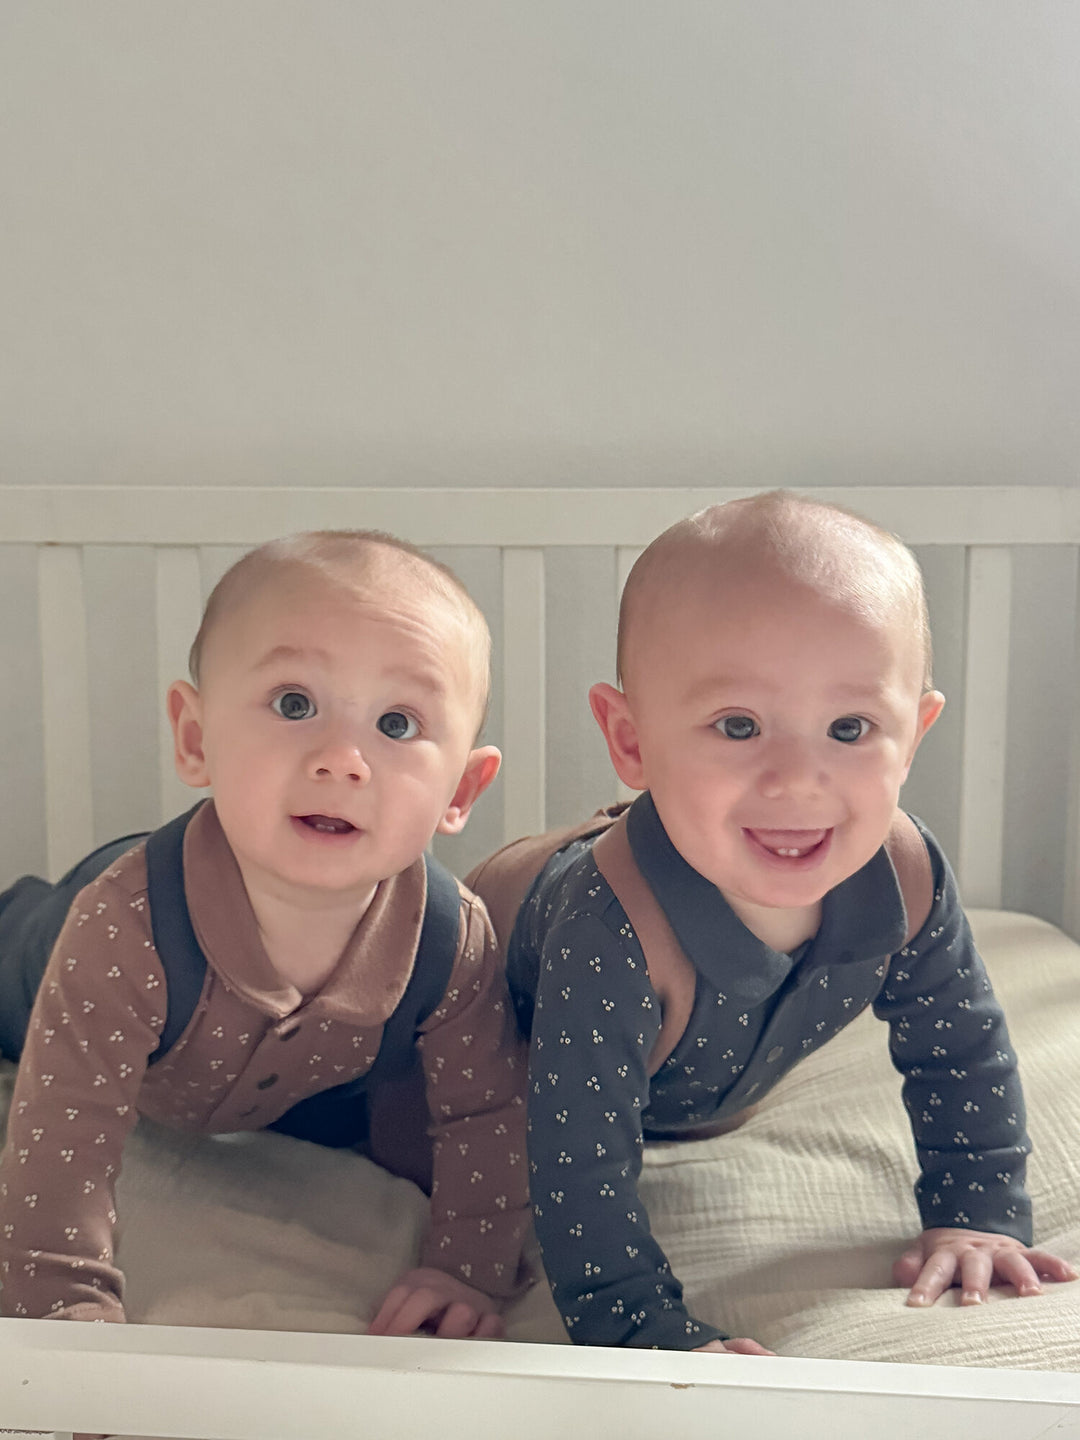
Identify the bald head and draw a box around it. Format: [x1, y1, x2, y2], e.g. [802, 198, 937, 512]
[190, 529, 492, 731]
[617, 491, 932, 694]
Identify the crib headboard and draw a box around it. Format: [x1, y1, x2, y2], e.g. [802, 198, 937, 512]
[3, 484, 1079, 937]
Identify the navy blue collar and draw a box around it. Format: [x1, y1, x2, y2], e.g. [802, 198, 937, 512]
[624, 792, 907, 1003]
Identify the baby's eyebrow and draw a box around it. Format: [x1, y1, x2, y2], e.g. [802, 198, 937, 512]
[825, 681, 894, 704]
[251, 643, 331, 671]
[250, 643, 450, 699]
[680, 675, 895, 708]
[680, 675, 748, 705]
[383, 665, 451, 699]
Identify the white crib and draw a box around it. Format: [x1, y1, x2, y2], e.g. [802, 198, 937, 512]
[2, 483, 1080, 1439]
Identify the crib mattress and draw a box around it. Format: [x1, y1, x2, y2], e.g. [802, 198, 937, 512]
[1, 907, 1076, 1374]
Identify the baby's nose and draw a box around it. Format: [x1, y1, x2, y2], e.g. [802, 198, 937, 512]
[757, 739, 827, 799]
[310, 734, 371, 784]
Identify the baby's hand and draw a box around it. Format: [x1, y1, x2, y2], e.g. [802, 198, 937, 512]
[894, 1227, 1078, 1307]
[693, 1337, 775, 1356]
[368, 1266, 504, 1339]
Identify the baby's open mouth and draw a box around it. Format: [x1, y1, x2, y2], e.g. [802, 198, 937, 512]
[744, 828, 830, 859]
[296, 814, 356, 835]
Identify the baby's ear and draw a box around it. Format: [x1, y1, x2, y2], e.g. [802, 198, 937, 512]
[167, 681, 212, 789]
[437, 745, 502, 835]
[589, 683, 646, 791]
[904, 689, 946, 771]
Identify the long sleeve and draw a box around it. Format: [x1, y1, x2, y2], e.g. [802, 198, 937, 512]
[0, 862, 165, 1320]
[526, 911, 726, 1348]
[417, 891, 531, 1298]
[873, 837, 1032, 1242]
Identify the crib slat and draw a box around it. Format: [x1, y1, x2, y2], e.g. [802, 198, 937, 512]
[501, 548, 545, 839]
[155, 547, 205, 825]
[956, 546, 1012, 908]
[37, 546, 94, 878]
[1063, 563, 1080, 941]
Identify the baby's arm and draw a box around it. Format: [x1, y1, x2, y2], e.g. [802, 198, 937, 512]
[0, 868, 163, 1320]
[369, 891, 530, 1337]
[876, 837, 1076, 1303]
[524, 912, 736, 1350]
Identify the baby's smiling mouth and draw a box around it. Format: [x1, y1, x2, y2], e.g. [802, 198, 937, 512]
[296, 814, 357, 835]
[744, 828, 830, 859]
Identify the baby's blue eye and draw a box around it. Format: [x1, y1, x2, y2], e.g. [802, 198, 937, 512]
[377, 711, 419, 741]
[828, 715, 869, 743]
[715, 714, 758, 741]
[272, 691, 315, 721]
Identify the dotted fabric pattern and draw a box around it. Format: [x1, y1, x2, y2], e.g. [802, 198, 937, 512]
[0, 828, 530, 1320]
[511, 796, 1032, 1349]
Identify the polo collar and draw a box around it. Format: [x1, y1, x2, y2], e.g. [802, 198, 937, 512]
[182, 800, 427, 1025]
[625, 792, 906, 1004]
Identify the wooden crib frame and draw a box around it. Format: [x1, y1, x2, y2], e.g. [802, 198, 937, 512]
[2, 482, 1080, 1439]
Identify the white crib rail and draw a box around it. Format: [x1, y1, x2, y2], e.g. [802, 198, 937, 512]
[4, 485, 1080, 931]
[4, 1320, 1080, 1440]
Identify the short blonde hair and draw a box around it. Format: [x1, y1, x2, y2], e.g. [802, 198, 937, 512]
[617, 490, 933, 690]
[189, 529, 492, 729]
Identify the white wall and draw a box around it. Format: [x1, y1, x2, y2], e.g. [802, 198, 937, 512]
[2, 1, 1079, 491]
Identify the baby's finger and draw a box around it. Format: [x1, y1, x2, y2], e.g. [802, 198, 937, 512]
[372, 1285, 442, 1336]
[1026, 1250, 1079, 1283]
[472, 1309, 506, 1340]
[367, 1283, 411, 1335]
[368, 1290, 408, 1330]
[891, 1246, 926, 1289]
[958, 1248, 995, 1305]
[906, 1249, 958, 1306]
[993, 1248, 1043, 1298]
[434, 1301, 484, 1339]
[723, 1337, 775, 1355]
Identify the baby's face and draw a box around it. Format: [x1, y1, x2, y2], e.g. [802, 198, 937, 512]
[619, 566, 942, 926]
[182, 573, 484, 907]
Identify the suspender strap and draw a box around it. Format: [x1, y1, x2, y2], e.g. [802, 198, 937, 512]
[359, 854, 463, 1186]
[591, 805, 934, 1078]
[0, 831, 149, 1062]
[592, 815, 683, 986]
[267, 852, 462, 1152]
[364, 853, 463, 1083]
[883, 809, 935, 948]
[144, 803, 210, 1059]
[592, 814, 697, 1078]
[464, 804, 628, 946]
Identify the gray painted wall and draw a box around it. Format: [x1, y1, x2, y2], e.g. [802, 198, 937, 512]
[3, 3, 1079, 492]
